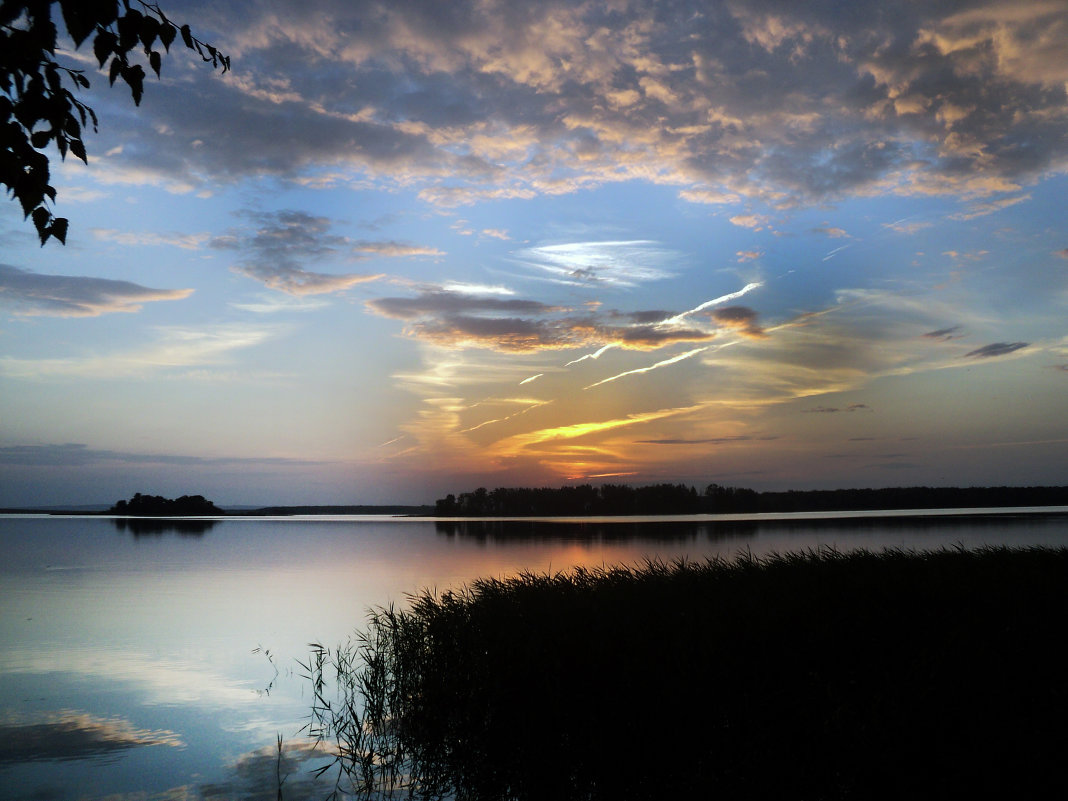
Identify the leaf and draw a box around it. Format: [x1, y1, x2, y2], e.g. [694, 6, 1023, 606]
[32, 206, 50, 239]
[70, 138, 87, 163]
[159, 24, 176, 52]
[116, 9, 142, 52]
[51, 217, 69, 245]
[75, 73, 91, 89]
[149, 50, 161, 79]
[30, 130, 52, 148]
[93, 30, 117, 68]
[180, 23, 192, 50]
[138, 14, 159, 49]
[122, 64, 145, 105]
[59, 0, 96, 48]
[109, 55, 123, 86]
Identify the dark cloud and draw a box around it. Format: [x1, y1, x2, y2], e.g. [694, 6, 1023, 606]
[803, 403, 872, 413]
[923, 325, 963, 341]
[0, 264, 192, 317]
[710, 306, 767, 338]
[220, 211, 384, 295]
[82, 1, 1068, 213]
[617, 325, 714, 347]
[365, 287, 715, 352]
[963, 342, 1029, 359]
[366, 292, 558, 320]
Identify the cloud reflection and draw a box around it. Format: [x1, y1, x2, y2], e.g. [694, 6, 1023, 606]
[0, 711, 183, 763]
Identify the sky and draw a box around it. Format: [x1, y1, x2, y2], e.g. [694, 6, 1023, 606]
[1, 0, 1066, 506]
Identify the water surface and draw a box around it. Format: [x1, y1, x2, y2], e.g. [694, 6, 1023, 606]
[2, 511, 1066, 799]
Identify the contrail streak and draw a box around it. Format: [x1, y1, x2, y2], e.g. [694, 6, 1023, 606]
[585, 346, 709, 389]
[519, 373, 543, 385]
[565, 343, 617, 367]
[658, 281, 763, 326]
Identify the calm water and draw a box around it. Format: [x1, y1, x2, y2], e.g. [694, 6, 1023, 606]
[2, 510, 1067, 800]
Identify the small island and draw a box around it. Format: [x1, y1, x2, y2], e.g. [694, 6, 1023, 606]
[109, 493, 223, 516]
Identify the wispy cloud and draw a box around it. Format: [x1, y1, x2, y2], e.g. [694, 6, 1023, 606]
[90, 229, 213, 249]
[0, 324, 280, 379]
[513, 241, 677, 287]
[883, 220, 932, 235]
[949, 194, 1031, 220]
[803, 404, 872, 413]
[964, 342, 1029, 359]
[922, 325, 963, 341]
[0, 264, 192, 317]
[0, 443, 325, 468]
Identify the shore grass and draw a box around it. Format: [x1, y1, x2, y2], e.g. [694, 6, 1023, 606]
[307, 546, 1068, 800]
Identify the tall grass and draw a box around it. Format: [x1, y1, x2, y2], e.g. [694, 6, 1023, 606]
[304, 546, 1068, 800]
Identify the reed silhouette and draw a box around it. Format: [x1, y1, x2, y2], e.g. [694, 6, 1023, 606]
[304, 546, 1068, 800]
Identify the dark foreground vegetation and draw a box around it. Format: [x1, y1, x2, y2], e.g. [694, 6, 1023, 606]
[435, 483, 1068, 516]
[306, 546, 1068, 800]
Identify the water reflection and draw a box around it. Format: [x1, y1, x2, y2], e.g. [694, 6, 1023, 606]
[435, 518, 760, 542]
[434, 511, 1068, 542]
[0, 712, 183, 764]
[110, 517, 217, 536]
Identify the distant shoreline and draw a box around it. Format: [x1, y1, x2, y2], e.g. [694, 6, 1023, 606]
[2, 504, 1067, 524]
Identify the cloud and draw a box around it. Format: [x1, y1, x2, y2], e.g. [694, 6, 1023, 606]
[352, 240, 445, 258]
[513, 241, 677, 287]
[883, 220, 932, 235]
[0, 324, 280, 379]
[803, 404, 872, 413]
[963, 342, 1029, 359]
[1055, 249, 1068, 260]
[90, 228, 214, 249]
[710, 306, 767, 339]
[365, 282, 718, 353]
[635, 435, 779, 445]
[949, 194, 1031, 220]
[729, 214, 771, 230]
[736, 250, 764, 262]
[219, 211, 384, 295]
[0, 443, 328, 468]
[71, 0, 1068, 215]
[366, 292, 558, 320]
[922, 325, 963, 341]
[0, 264, 192, 317]
[813, 227, 850, 238]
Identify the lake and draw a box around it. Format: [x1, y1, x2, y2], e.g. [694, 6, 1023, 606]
[2, 510, 1067, 800]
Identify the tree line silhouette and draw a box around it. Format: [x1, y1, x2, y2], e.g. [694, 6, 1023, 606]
[435, 483, 1068, 517]
[109, 492, 222, 516]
